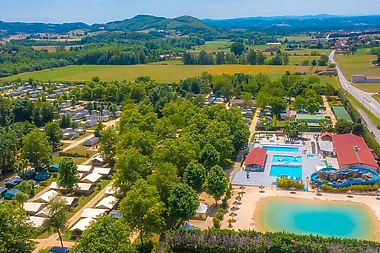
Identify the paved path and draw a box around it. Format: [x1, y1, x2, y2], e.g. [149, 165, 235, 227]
[330, 51, 380, 121]
[322, 95, 337, 126]
[62, 118, 119, 152]
[249, 109, 261, 142]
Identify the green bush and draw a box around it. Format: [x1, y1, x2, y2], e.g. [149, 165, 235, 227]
[216, 208, 224, 220]
[272, 115, 277, 127]
[277, 178, 304, 189]
[39, 181, 48, 186]
[212, 217, 221, 229]
[58, 151, 88, 158]
[320, 184, 379, 192]
[221, 197, 228, 209]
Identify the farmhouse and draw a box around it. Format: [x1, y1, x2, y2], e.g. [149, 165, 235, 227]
[244, 147, 267, 172]
[351, 75, 380, 83]
[332, 133, 378, 170]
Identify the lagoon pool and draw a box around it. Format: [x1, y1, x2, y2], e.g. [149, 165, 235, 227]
[256, 198, 378, 240]
[262, 145, 299, 153]
[272, 155, 302, 164]
[270, 165, 302, 178]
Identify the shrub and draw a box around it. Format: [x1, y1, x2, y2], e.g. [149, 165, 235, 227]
[216, 208, 224, 220]
[58, 151, 88, 158]
[277, 178, 303, 189]
[212, 217, 221, 229]
[221, 197, 228, 209]
[39, 181, 48, 186]
[320, 184, 379, 192]
[96, 182, 102, 190]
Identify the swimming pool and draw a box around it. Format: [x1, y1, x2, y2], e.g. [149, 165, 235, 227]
[262, 145, 299, 153]
[256, 197, 378, 240]
[272, 155, 302, 163]
[270, 165, 302, 178]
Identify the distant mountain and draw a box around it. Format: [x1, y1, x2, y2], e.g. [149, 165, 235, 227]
[0, 15, 217, 36]
[203, 15, 380, 31]
[95, 15, 216, 33]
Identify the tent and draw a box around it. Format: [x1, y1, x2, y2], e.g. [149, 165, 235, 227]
[182, 222, 198, 230]
[4, 189, 19, 200]
[5, 178, 23, 188]
[49, 246, 70, 253]
[34, 190, 59, 203]
[77, 165, 93, 173]
[195, 202, 209, 219]
[81, 173, 102, 184]
[105, 186, 120, 196]
[95, 196, 118, 210]
[23, 202, 46, 216]
[34, 171, 50, 181]
[48, 164, 59, 172]
[70, 217, 95, 238]
[92, 167, 112, 177]
[108, 210, 122, 219]
[0, 187, 7, 197]
[29, 216, 46, 228]
[80, 208, 107, 218]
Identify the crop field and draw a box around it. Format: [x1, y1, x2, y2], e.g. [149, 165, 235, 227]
[191, 41, 273, 53]
[284, 48, 331, 56]
[352, 84, 380, 93]
[2, 64, 295, 82]
[278, 35, 313, 42]
[335, 54, 379, 80]
[288, 55, 319, 65]
[32, 45, 79, 52]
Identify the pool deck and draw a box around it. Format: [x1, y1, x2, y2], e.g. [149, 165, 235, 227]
[232, 145, 322, 186]
[219, 186, 380, 242]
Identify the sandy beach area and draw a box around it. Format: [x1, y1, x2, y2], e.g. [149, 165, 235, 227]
[221, 186, 380, 241]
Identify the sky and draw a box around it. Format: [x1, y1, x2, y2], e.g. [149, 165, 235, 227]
[1, 0, 380, 24]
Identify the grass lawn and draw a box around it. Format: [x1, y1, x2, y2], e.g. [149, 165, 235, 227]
[335, 54, 379, 81]
[58, 142, 70, 150]
[288, 55, 319, 65]
[73, 132, 93, 141]
[148, 60, 183, 65]
[278, 35, 313, 42]
[52, 156, 88, 165]
[2, 64, 295, 82]
[372, 94, 380, 104]
[352, 83, 380, 93]
[190, 40, 232, 52]
[284, 48, 331, 56]
[65, 145, 97, 157]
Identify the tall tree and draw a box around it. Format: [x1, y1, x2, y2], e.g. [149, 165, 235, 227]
[119, 179, 165, 246]
[296, 119, 310, 138]
[99, 127, 119, 165]
[0, 128, 18, 174]
[58, 157, 79, 192]
[334, 119, 353, 134]
[260, 116, 272, 137]
[114, 148, 150, 192]
[318, 118, 333, 133]
[230, 42, 245, 56]
[183, 162, 207, 193]
[199, 144, 220, 169]
[168, 183, 199, 220]
[269, 97, 287, 119]
[14, 158, 29, 179]
[44, 121, 64, 149]
[71, 215, 137, 253]
[206, 165, 228, 205]
[21, 129, 52, 170]
[148, 162, 180, 205]
[43, 196, 69, 247]
[0, 202, 36, 252]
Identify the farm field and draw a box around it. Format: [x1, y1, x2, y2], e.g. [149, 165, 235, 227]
[278, 35, 313, 42]
[191, 41, 273, 53]
[284, 48, 331, 55]
[352, 83, 380, 93]
[288, 55, 320, 65]
[372, 94, 380, 104]
[336, 54, 379, 81]
[2, 64, 295, 82]
[32, 45, 79, 52]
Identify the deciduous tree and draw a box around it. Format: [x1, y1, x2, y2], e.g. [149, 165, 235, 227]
[44, 121, 64, 149]
[168, 183, 199, 220]
[22, 129, 52, 170]
[334, 119, 353, 134]
[206, 165, 228, 205]
[43, 196, 69, 247]
[199, 144, 220, 169]
[119, 179, 165, 246]
[58, 157, 79, 192]
[183, 162, 206, 193]
[99, 127, 118, 165]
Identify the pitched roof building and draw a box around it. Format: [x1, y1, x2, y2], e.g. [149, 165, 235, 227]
[332, 134, 378, 170]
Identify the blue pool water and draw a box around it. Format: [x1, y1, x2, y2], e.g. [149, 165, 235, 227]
[272, 155, 302, 163]
[270, 165, 302, 178]
[257, 198, 377, 240]
[262, 145, 299, 153]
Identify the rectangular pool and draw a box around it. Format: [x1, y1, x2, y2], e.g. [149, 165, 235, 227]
[270, 165, 302, 178]
[272, 155, 302, 163]
[262, 145, 299, 153]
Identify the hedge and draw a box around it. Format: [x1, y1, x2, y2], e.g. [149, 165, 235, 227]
[166, 230, 380, 253]
[277, 178, 304, 189]
[363, 127, 380, 158]
[320, 184, 379, 192]
[58, 152, 90, 158]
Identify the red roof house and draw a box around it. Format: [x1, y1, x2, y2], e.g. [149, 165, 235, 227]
[245, 147, 267, 168]
[332, 134, 378, 169]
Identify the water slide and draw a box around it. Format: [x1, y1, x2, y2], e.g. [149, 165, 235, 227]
[311, 168, 379, 188]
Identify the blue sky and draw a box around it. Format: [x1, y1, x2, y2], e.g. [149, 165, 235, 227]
[1, 0, 380, 24]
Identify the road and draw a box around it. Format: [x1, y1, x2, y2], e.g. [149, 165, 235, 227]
[62, 118, 119, 152]
[329, 51, 380, 121]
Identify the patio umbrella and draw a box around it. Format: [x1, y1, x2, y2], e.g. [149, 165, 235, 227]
[239, 185, 245, 190]
[376, 190, 380, 200]
[259, 185, 265, 193]
[347, 189, 352, 198]
[316, 187, 322, 196]
[290, 186, 296, 193]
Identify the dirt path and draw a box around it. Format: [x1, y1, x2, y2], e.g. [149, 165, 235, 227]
[322, 96, 337, 126]
[249, 109, 261, 142]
